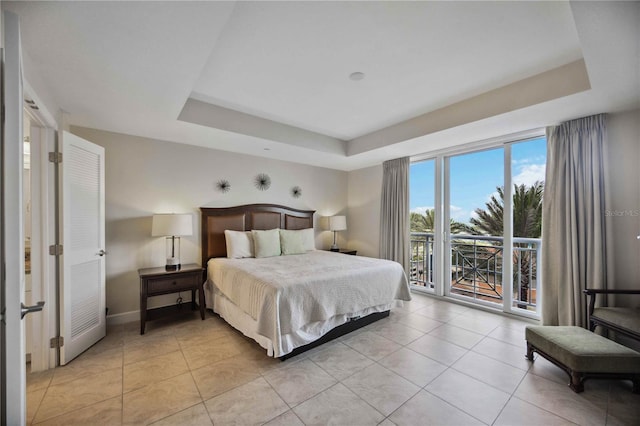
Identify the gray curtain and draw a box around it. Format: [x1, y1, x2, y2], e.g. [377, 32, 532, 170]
[542, 114, 608, 326]
[379, 157, 410, 272]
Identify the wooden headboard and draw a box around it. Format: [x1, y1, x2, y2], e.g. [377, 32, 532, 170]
[200, 204, 315, 265]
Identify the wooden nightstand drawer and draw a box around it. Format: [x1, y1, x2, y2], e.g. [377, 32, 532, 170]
[138, 264, 205, 334]
[147, 275, 196, 294]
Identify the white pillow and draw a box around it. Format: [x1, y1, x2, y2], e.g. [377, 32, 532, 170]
[252, 229, 281, 258]
[299, 228, 316, 251]
[279, 229, 307, 255]
[224, 230, 254, 259]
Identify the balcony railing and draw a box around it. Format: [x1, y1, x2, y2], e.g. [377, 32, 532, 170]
[410, 232, 435, 289]
[410, 232, 541, 311]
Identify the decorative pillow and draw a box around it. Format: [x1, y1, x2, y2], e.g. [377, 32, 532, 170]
[251, 229, 281, 258]
[279, 229, 307, 255]
[224, 230, 254, 259]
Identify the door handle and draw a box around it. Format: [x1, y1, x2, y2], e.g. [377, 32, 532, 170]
[97, 249, 107, 257]
[21, 301, 45, 319]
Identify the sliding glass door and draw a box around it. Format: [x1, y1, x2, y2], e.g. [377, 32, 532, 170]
[409, 159, 436, 293]
[409, 135, 545, 318]
[446, 148, 504, 308]
[509, 137, 545, 315]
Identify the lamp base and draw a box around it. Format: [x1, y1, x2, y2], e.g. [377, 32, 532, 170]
[165, 255, 181, 271]
[330, 244, 339, 252]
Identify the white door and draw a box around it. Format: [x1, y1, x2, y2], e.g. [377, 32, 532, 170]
[60, 131, 106, 364]
[2, 10, 27, 424]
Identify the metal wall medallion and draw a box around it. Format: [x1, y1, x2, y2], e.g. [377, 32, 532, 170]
[291, 186, 302, 198]
[216, 179, 231, 193]
[254, 173, 271, 191]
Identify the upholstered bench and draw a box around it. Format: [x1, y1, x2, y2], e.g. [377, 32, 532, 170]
[525, 326, 640, 393]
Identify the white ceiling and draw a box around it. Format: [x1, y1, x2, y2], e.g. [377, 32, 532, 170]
[4, 1, 639, 171]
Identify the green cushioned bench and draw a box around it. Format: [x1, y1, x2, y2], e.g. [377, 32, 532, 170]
[525, 326, 640, 393]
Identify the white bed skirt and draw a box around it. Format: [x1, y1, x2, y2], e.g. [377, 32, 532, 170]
[205, 281, 400, 357]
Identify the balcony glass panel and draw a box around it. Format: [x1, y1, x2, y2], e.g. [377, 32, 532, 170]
[409, 159, 435, 293]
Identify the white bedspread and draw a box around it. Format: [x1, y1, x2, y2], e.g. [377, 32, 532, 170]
[207, 251, 411, 354]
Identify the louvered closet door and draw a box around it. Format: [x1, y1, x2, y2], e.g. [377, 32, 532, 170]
[61, 131, 106, 364]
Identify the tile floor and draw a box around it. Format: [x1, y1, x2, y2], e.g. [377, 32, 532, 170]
[26, 293, 640, 425]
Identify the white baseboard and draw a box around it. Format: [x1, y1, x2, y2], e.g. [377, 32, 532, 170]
[106, 310, 139, 326]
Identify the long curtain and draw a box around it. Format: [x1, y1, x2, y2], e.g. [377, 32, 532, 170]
[542, 114, 608, 326]
[379, 157, 410, 272]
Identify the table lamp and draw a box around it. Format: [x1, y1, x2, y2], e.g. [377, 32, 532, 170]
[329, 215, 347, 251]
[152, 213, 192, 270]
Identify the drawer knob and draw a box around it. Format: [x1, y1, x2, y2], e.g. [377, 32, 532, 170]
[172, 281, 177, 285]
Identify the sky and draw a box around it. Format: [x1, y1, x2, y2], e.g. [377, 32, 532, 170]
[410, 136, 546, 223]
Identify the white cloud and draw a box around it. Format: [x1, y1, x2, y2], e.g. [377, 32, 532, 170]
[449, 205, 470, 222]
[411, 206, 433, 215]
[512, 155, 545, 166]
[413, 205, 470, 222]
[513, 163, 546, 187]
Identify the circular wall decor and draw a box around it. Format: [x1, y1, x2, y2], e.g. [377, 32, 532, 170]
[291, 186, 302, 198]
[254, 173, 271, 191]
[216, 179, 231, 193]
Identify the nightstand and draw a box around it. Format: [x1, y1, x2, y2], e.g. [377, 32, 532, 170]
[329, 249, 357, 255]
[138, 263, 205, 334]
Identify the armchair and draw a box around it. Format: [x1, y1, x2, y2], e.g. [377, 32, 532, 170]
[583, 289, 640, 342]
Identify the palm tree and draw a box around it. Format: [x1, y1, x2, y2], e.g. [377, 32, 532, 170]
[470, 187, 504, 236]
[410, 210, 435, 232]
[470, 181, 544, 305]
[410, 209, 476, 234]
[470, 181, 544, 238]
[512, 181, 543, 238]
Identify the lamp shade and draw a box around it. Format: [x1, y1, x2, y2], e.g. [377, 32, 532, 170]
[329, 215, 347, 231]
[151, 214, 192, 237]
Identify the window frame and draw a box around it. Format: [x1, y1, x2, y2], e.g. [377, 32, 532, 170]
[410, 129, 545, 319]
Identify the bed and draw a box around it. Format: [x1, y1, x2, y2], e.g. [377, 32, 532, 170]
[201, 204, 411, 358]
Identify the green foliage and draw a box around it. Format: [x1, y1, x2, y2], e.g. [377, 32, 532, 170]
[470, 181, 544, 238]
[410, 209, 476, 234]
[469, 181, 544, 304]
[410, 210, 435, 232]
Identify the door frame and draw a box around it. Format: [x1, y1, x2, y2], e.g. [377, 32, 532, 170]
[2, 9, 27, 424]
[24, 116, 57, 372]
[23, 84, 59, 372]
[443, 145, 510, 311]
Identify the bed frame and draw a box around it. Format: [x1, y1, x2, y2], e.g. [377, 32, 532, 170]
[200, 203, 390, 359]
[200, 203, 316, 264]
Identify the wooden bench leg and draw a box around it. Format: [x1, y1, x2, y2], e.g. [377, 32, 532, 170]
[526, 342, 534, 361]
[569, 371, 584, 393]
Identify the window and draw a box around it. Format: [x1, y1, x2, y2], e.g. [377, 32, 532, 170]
[410, 135, 546, 318]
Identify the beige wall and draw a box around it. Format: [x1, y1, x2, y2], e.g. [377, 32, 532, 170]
[605, 109, 640, 306]
[71, 127, 348, 320]
[346, 165, 382, 258]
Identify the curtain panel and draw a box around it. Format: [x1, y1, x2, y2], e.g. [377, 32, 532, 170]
[542, 114, 608, 326]
[379, 157, 410, 273]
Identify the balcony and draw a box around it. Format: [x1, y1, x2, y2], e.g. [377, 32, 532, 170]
[410, 232, 541, 312]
